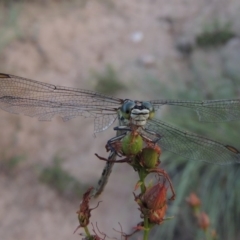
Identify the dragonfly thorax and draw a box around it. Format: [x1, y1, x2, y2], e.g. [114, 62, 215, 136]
[120, 99, 155, 126]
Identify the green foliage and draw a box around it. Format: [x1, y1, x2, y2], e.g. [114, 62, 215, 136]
[39, 157, 83, 199]
[92, 65, 126, 95]
[196, 21, 235, 48]
[0, 2, 22, 54]
[0, 155, 25, 175]
[147, 67, 240, 240]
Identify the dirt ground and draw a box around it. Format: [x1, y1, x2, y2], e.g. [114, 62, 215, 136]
[0, 0, 239, 239]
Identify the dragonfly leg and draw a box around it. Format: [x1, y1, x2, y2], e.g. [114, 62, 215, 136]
[106, 133, 126, 156]
[95, 153, 130, 163]
[113, 126, 132, 131]
[105, 125, 133, 155]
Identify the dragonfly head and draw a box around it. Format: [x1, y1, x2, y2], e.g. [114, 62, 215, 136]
[120, 100, 155, 126]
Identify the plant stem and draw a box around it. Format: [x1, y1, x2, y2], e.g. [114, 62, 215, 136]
[143, 216, 149, 240]
[84, 226, 91, 237]
[138, 169, 149, 240]
[138, 168, 147, 193]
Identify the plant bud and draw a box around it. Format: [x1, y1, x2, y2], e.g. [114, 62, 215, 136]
[148, 205, 167, 224]
[142, 183, 167, 210]
[186, 193, 201, 208]
[140, 147, 159, 168]
[198, 212, 210, 230]
[122, 132, 143, 155]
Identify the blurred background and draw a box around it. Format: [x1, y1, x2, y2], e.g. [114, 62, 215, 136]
[0, 0, 240, 239]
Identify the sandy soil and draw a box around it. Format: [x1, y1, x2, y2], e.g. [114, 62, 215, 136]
[0, 0, 239, 239]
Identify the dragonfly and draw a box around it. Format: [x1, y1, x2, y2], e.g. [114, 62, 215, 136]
[0, 73, 240, 197]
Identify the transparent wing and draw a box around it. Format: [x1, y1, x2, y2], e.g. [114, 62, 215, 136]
[0, 73, 121, 133]
[150, 99, 240, 122]
[145, 118, 240, 164]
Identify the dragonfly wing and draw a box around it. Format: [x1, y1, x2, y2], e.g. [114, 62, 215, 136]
[150, 99, 240, 122]
[145, 118, 240, 164]
[0, 73, 121, 132]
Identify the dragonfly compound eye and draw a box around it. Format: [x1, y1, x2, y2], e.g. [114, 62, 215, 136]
[142, 101, 155, 119]
[120, 100, 136, 120]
